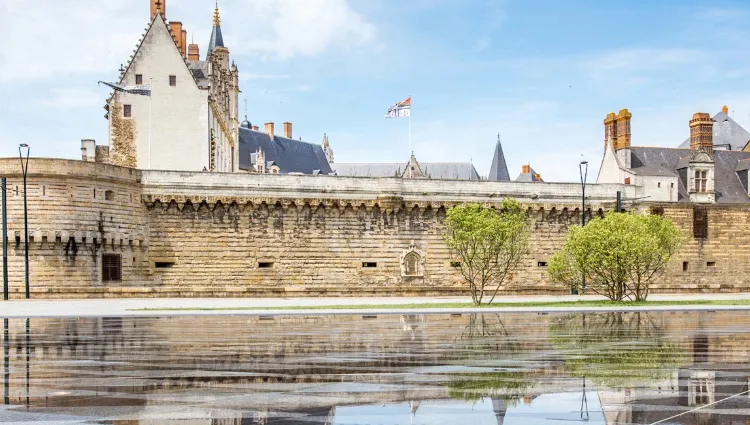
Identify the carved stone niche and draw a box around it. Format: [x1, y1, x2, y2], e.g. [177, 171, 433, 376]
[400, 241, 426, 277]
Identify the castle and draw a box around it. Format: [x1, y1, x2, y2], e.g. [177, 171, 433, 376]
[1, 2, 750, 298]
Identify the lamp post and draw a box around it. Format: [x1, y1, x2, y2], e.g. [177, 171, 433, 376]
[579, 160, 588, 295]
[18, 144, 30, 299]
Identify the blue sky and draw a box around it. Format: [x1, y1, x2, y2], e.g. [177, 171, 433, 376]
[1, 0, 749, 181]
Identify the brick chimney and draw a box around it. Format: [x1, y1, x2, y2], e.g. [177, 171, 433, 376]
[522, 164, 530, 174]
[722, 105, 729, 115]
[150, 0, 166, 18]
[603, 112, 617, 147]
[283, 122, 292, 139]
[169, 22, 184, 55]
[181, 30, 187, 59]
[252, 125, 259, 131]
[689, 112, 715, 155]
[187, 43, 200, 60]
[614, 108, 632, 150]
[265, 122, 275, 139]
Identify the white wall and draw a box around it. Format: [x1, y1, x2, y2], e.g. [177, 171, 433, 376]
[636, 175, 679, 202]
[109, 18, 209, 171]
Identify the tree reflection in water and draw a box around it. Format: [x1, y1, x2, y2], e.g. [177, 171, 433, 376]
[549, 312, 689, 387]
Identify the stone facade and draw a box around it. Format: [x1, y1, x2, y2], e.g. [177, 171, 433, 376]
[0, 158, 749, 298]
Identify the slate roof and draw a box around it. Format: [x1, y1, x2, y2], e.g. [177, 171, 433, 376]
[629, 147, 750, 203]
[186, 60, 210, 89]
[488, 135, 510, 181]
[515, 165, 543, 182]
[238, 127, 332, 175]
[678, 111, 750, 151]
[332, 162, 480, 180]
[207, 19, 224, 59]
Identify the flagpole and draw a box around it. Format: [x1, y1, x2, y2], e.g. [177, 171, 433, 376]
[408, 95, 412, 178]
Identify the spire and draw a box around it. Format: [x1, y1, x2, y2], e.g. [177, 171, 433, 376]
[206, 0, 225, 59]
[488, 133, 510, 181]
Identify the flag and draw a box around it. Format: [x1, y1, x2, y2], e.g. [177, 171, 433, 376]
[98, 81, 151, 96]
[385, 96, 411, 118]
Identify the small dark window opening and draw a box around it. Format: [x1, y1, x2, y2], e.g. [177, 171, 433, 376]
[671, 182, 674, 188]
[42, 186, 46, 196]
[105, 190, 115, 201]
[14, 186, 18, 196]
[155, 261, 174, 269]
[362, 315, 378, 319]
[683, 262, 689, 271]
[707, 261, 716, 268]
[258, 262, 274, 268]
[657, 182, 661, 188]
[538, 261, 547, 267]
[650, 206, 664, 216]
[123, 104, 132, 118]
[93, 188, 96, 198]
[169, 75, 177, 86]
[135, 74, 143, 85]
[693, 207, 708, 239]
[102, 254, 122, 282]
[450, 261, 462, 268]
[362, 262, 377, 268]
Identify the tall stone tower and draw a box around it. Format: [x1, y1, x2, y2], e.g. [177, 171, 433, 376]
[690, 113, 715, 155]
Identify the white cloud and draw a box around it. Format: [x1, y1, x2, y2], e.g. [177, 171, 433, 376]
[0, 0, 141, 83]
[229, 0, 376, 59]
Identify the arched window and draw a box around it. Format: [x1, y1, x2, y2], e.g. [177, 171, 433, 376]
[404, 252, 420, 276]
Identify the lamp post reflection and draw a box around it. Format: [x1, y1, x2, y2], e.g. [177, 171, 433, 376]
[3, 318, 8, 405]
[18, 144, 30, 299]
[25, 318, 29, 407]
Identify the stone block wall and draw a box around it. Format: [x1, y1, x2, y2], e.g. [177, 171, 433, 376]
[1, 159, 750, 298]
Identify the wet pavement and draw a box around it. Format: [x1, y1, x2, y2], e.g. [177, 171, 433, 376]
[1, 311, 749, 424]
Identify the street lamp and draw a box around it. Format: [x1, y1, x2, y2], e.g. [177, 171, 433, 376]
[18, 144, 30, 299]
[579, 160, 588, 295]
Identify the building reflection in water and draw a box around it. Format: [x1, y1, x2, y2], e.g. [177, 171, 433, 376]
[0, 312, 748, 424]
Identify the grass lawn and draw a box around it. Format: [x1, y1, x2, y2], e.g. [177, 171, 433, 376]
[130, 299, 750, 312]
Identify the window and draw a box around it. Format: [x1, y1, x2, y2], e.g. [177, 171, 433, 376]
[258, 262, 274, 268]
[693, 207, 708, 239]
[624, 177, 631, 185]
[707, 261, 716, 268]
[537, 261, 547, 267]
[362, 262, 377, 268]
[123, 104, 132, 118]
[169, 75, 176, 86]
[683, 262, 689, 272]
[135, 74, 143, 85]
[155, 261, 174, 269]
[695, 170, 707, 192]
[658, 182, 661, 188]
[403, 252, 421, 276]
[104, 190, 115, 201]
[650, 206, 664, 216]
[450, 261, 462, 268]
[102, 254, 122, 282]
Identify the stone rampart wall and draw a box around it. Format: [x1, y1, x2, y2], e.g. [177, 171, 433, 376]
[0, 159, 748, 298]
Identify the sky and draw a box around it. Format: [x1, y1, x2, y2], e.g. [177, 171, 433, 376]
[1, 0, 750, 182]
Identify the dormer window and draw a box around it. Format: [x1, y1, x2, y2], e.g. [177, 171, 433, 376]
[695, 170, 707, 192]
[135, 74, 143, 85]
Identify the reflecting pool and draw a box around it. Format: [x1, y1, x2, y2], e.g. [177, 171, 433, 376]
[1, 311, 750, 424]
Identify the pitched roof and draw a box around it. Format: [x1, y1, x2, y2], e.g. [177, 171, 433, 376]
[238, 127, 332, 175]
[515, 165, 543, 182]
[629, 147, 750, 203]
[186, 60, 210, 89]
[488, 134, 510, 181]
[332, 162, 480, 180]
[206, 6, 225, 59]
[678, 111, 750, 151]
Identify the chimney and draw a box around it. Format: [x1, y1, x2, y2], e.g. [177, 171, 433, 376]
[252, 125, 259, 131]
[187, 43, 200, 61]
[690, 112, 715, 155]
[150, 0, 166, 18]
[169, 22, 184, 55]
[534, 173, 542, 182]
[283, 122, 292, 139]
[265, 122, 275, 139]
[722, 105, 729, 115]
[181, 30, 187, 59]
[81, 139, 96, 162]
[603, 112, 617, 149]
[522, 164, 530, 174]
[614, 108, 632, 150]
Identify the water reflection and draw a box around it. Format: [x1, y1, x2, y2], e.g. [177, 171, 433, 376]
[0, 311, 749, 424]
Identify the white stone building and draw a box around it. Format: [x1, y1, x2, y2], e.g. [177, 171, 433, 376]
[597, 107, 750, 204]
[94, 0, 239, 172]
